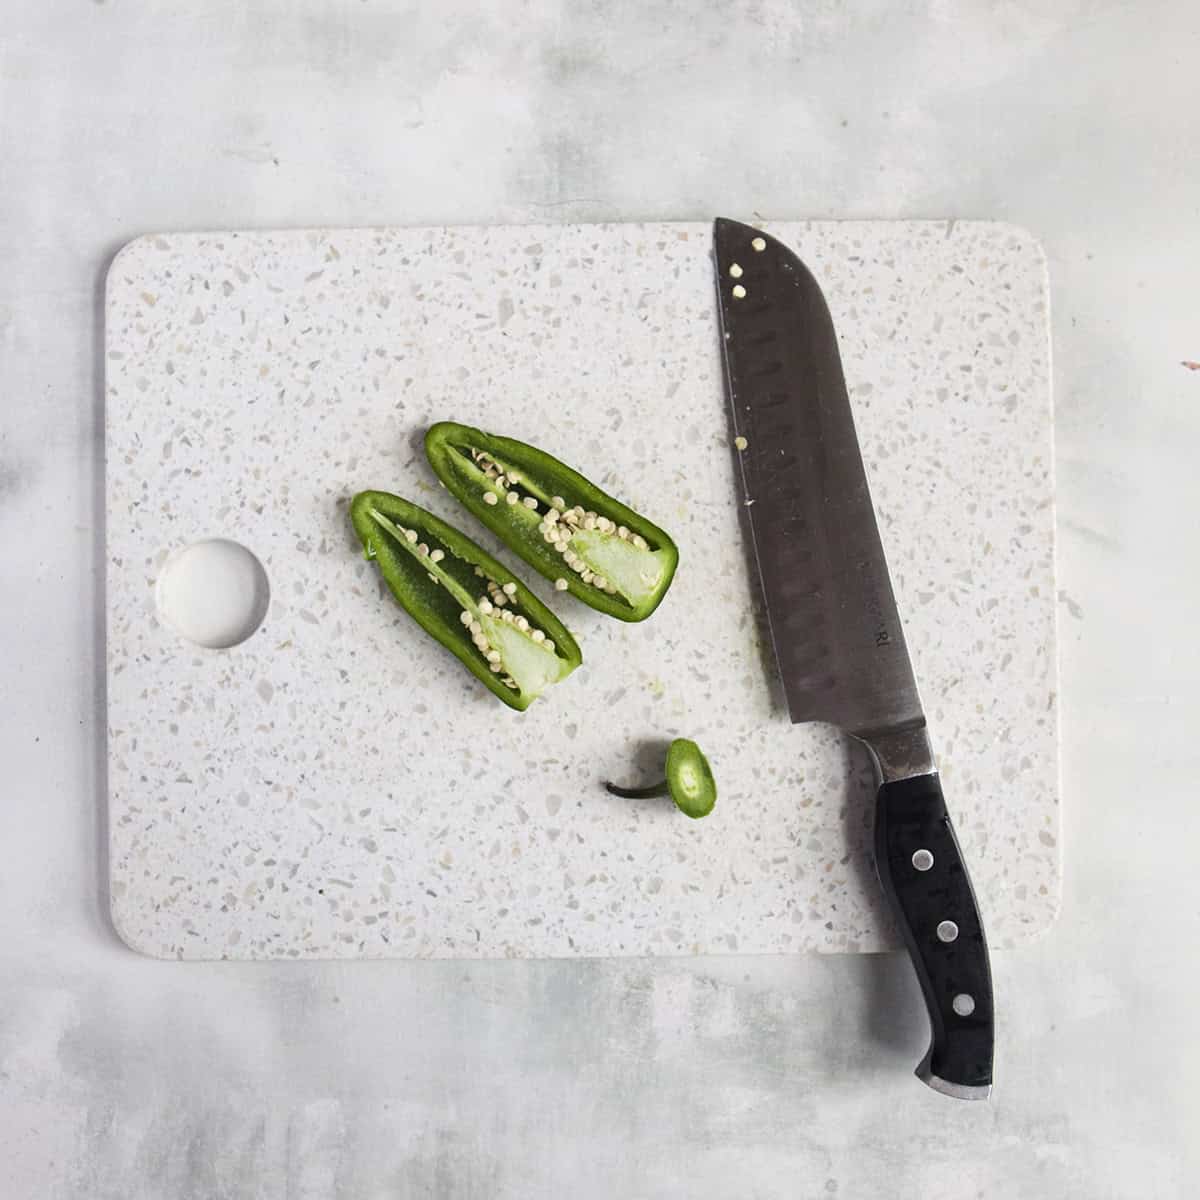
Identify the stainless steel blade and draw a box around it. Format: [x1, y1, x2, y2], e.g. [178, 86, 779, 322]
[714, 218, 929, 769]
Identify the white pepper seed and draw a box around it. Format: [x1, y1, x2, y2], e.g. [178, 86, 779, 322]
[507, 471, 520, 484]
[583, 516, 596, 530]
[570, 560, 585, 573]
[523, 496, 538, 509]
[472, 633, 488, 649]
[617, 526, 629, 539]
[460, 611, 472, 626]
[545, 508, 559, 523]
[469, 621, 482, 636]
[531, 629, 546, 642]
[581, 570, 594, 584]
[551, 496, 566, 511]
[483, 492, 499, 506]
[555, 542, 568, 554]
[486, 650, 502, 663]
[478, 599, 493, 614]
[554, 578, 569, 591]
[489, 661, 502, 672]
[502, 581, 517, 596]
[493, 592, 507, 607]
[404, 529, 418, 544]
[506, 491, 519, 505]
[429, 548, 445, 562]
[632, 535, 648, 550]
[514, 616, 529, 631]
[543, 640, 555, 653]
[593, 576, 608, 590]
[418, 542, 429, 556]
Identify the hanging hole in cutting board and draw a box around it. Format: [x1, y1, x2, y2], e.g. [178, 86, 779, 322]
[155, 538, 270, 649]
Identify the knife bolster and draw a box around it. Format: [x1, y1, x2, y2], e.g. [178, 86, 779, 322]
[857, 723, 935, 782]
[874, 772, 994, 1097]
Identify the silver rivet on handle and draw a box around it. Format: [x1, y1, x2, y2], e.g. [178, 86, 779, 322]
[911, 848, 934, 871]
[952, 993, 975, 1017]
[937, 920, 959, 943]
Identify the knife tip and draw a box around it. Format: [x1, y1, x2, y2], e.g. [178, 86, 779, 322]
[712, 216, 771, 258]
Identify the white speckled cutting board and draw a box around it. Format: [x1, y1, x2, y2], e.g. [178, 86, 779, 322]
[105, 221, 1059, 960]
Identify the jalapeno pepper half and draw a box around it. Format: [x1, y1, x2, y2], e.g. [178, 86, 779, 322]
[350, 490, 582, 711]
[424, 422, 679, 622]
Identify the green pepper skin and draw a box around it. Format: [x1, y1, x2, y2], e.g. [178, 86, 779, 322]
[350, 490, 581, 712]
[424, 421, 679, 622]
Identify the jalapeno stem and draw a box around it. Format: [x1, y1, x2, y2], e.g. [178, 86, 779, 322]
[604, 780, 671, 800]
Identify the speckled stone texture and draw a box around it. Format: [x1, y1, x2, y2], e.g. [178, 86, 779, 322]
[105, 221, 1057, 960]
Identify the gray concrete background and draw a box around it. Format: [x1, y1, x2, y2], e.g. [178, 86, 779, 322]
[1, 1, 1195, 1195]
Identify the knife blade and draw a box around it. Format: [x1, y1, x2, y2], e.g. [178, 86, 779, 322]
[713, 217, 994, 1100]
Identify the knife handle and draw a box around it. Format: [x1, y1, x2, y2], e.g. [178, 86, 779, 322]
[874, 772, 994, 1098]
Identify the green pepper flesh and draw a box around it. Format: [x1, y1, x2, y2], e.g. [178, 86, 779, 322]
[425, 421, 679, 622]
[350, 490, 582, 711]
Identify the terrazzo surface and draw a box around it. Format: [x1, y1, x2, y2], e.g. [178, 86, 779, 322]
[105, 220, 1058, 960]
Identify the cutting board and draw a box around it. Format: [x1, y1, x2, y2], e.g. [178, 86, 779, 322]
[105, 220, 1059, 960]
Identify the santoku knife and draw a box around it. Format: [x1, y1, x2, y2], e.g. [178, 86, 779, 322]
[713, 217, 994, 1100]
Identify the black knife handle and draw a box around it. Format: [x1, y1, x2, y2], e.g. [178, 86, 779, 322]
[874, 772, 994, 1098]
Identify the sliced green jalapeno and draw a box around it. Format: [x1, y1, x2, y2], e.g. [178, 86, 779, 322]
[424, 421, 678, 623]
[350, 490, 582, 711]
[605, 738, 717, 819]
